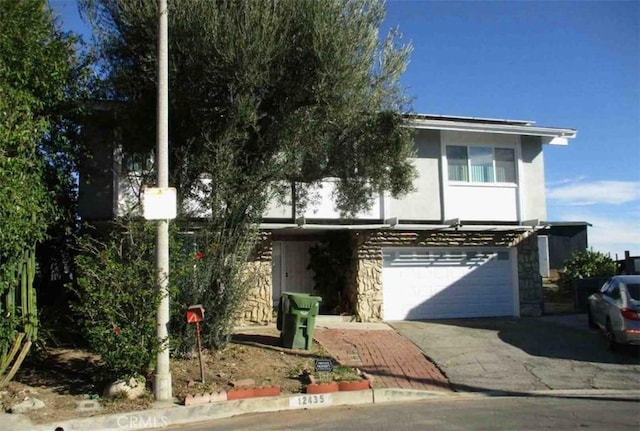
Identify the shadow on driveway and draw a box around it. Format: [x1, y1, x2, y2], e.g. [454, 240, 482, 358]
[391, 315, 640, 393]
[427, 316, 640, 365]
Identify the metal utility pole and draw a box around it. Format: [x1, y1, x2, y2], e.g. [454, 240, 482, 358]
[154, 0, 172, 401]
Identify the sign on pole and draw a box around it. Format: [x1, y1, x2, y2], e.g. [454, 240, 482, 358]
[143, 187, 177, 220]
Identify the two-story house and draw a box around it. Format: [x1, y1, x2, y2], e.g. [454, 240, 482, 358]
[79, 113, 577, 323]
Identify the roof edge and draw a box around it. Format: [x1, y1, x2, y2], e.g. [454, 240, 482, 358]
[405, 113, 577, 139]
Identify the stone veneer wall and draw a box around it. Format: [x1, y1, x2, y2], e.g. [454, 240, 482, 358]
[515, 233, 543, 317]
[347, 229, 541, 321]
[349, 232, 384, 322]
[239, 231, 273, 325]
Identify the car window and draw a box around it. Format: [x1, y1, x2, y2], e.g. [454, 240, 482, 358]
[625, 283, 640, 301]
[599, 280, 611, 293]
[605, 280, 621, 300]
[609, 287, 621, 300]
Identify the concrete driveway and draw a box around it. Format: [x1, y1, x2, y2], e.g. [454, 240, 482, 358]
[390, 315, 640, 393]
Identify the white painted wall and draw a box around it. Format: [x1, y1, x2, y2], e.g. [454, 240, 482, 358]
[264, 189, 293, 219]
[262, 179, 384, 220]
[519, 136, 547, 221]
[445, 184, 518, 221]
[300, 179, 383, 219]
[93, 128, 550, 224]
[261, 181, 293, 219]
[387, 129, 442, 220]
[116, 174, 144, 217]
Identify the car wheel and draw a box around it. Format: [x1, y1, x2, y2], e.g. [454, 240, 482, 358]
[605, 320, 618, 352]
[587, 308, 597, 329]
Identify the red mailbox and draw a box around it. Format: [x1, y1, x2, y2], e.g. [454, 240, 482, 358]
[186, 304, 206, 383]
[186, 304, 205, 323]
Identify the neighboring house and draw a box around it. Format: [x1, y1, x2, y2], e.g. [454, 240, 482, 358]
[537, 221, 591, 278]
[79, 113, 577, 322]
[618, 251, 640, 275]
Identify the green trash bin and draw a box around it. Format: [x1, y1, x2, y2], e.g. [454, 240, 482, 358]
[278, 292, 322, 350]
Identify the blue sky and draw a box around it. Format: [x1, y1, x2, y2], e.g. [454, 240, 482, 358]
[49, 0, 639, 258]
[383, 0, 640, 258]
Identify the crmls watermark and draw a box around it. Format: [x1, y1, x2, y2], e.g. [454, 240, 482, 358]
[117, 415, 169, 429]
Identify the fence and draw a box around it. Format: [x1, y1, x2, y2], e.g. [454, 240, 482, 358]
[572, 277, 609, 313]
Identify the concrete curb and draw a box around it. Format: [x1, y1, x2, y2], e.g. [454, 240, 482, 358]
[8, 388, 639, 431]
[524, 389, 640, 398]
[444, 388, 640, 400]
[10, 389, 456, 431]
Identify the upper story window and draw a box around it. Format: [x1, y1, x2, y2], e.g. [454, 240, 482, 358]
[123, 153, 152, 174]
[446, 145, 516, 183]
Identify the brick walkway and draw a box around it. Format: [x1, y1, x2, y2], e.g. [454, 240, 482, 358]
[314, 328, 450, 391]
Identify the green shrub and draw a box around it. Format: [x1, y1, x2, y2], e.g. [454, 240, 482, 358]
[558, 249, 616, 292]
[70, 220, 166, 380]
[70, 216, 260, 376]
[169, 224, 262, 352]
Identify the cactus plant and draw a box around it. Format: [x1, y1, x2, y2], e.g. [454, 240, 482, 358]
[0, 245, 37, 387]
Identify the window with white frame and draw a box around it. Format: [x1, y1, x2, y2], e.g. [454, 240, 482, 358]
[122, 152, 152, 174]
[446, 146, 516, 183]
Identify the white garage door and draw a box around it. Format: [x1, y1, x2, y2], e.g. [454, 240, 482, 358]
[382, 248, 516, 320]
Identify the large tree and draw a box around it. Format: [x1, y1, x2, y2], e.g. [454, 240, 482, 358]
[0, 0, 87, 382]
[80, 0, 415, 347]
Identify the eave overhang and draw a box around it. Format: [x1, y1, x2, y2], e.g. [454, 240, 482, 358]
[258, 222, 543, 233]
[405, 115, 577, 145]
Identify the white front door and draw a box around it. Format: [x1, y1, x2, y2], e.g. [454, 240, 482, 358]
[272, 241, 316, 305]
[382, 247, 517, 320]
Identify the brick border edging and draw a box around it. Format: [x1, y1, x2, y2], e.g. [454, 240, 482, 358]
[184, 373, 374, 406]
[184, 390, 228, 406]
[184, 386, 283, 406]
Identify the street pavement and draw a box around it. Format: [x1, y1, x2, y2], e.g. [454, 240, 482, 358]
[390, 314, 640, 393]
[165, 393, 640, 431]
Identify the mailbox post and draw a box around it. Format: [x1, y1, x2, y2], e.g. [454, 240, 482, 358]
[186, 305, 205, 383]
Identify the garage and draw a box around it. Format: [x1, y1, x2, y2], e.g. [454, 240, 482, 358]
[382, 247, 517, 320]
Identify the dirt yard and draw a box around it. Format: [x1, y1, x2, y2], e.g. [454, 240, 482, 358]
[0, 327, 354, 425]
